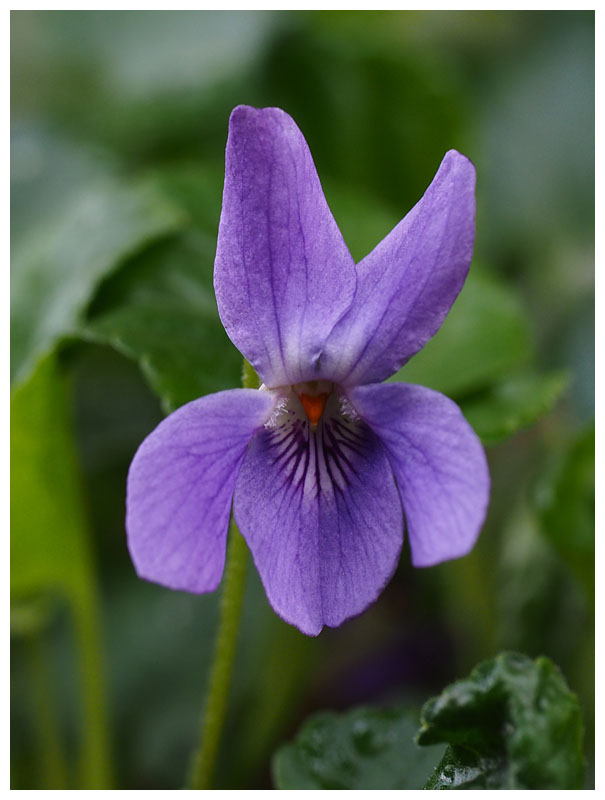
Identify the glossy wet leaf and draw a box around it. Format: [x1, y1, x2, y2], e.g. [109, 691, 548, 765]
[462, 370, 570, 445]
[11, 176, 183, 387]
[82, 233, 241, 412]
[272, 706, 445, 789]
[417, 652, 584, 789]
[392, 268, 532, 397]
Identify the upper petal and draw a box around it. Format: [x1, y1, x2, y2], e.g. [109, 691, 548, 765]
[348, 382, 489, 566]
[233, 393, 403, 636]
[321, 150, 476, 385]
[126, 388, 276, 593]
[214, 105, 357, 388]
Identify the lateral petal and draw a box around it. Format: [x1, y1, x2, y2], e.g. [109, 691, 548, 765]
[233, 396, 403, 636]
[126, 389, 276, 593]
[349, 382, 489, 566]
[214, 105, 357, 388]
[322, 150, 476, 385]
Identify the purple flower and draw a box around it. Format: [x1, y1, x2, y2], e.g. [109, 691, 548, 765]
[126, 106, 489, 636]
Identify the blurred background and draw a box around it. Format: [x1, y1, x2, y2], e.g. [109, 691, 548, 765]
[11, 10, 594, 790]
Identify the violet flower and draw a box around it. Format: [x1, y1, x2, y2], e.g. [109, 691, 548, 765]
[126, 106, 489, 636]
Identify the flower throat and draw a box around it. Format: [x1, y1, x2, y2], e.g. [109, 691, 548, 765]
[295, 381, 333, 430]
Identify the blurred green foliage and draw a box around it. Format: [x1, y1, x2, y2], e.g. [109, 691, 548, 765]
[534, 424, 595, 604]
[11, 10, 593, 790]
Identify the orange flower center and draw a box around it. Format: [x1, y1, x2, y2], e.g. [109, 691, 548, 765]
[299, 392, 329, 427]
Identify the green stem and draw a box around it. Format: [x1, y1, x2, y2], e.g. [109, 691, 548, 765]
[72, 581, 113, 788]
[27, 634, 70, 788]
[189, 360, 258, 789]
[189, 524, 248, 789]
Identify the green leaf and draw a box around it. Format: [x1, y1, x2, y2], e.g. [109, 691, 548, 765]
[462, 370, 570, 445]
[11, 353, 92, 598]
[152, 161, 224, 237]
[391, 267, 533, 397]
[534, 424, 595, 602]
[272, 706, 445, 789]
[417, 652, 584, 789]
[82, 233, 241, 412]
[11, 175, 184, 387]
[10, 352, 112, 787]
[241, 359, 261, 390]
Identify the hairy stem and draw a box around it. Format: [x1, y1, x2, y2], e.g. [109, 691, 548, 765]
[189, 360, 258, 789]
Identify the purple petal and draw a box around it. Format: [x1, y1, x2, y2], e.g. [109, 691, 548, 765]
[348, 382, 489, 566]
[321, 150, 476, 385]
[233, 396, 403, 636]
[126, 389, 276, 593]
[214, 105, 357, 388]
